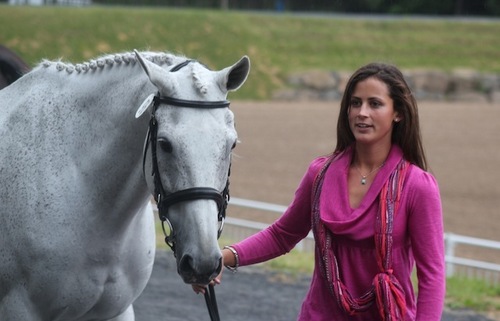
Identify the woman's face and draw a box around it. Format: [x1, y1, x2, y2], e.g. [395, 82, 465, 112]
[348, 77, 400, 148]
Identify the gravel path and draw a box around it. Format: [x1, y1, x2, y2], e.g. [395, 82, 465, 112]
[134, 250, 494, 321]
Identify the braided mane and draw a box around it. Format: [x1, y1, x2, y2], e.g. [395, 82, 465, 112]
[36, 51, 211, 95]
[37, 51, 186, 75]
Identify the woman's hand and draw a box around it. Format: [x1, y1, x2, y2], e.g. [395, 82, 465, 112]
[192, 246, 237, 294]
[191, 246, 238, 294]
[191, 272, 222, 295]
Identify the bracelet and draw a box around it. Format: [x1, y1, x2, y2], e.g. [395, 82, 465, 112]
[223, 245, 239, 273]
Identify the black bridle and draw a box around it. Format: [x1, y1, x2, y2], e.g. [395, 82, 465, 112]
[144, 93, 230, 252]
[142, 60, 230, 321]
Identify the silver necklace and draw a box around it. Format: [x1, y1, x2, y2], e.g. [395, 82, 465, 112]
[355, 162, 385, 185]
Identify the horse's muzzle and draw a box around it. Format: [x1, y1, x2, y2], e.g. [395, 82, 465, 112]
[177, 252, 223, 285]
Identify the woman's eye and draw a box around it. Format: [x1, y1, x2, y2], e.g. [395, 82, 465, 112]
[350, 100, 361, 107]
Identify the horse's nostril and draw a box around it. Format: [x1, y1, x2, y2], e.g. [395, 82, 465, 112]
[179, 254, 195, 275]
[179, 253, 223, 284]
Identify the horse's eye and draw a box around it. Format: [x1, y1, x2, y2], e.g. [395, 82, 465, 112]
[158, 138, 173, 153]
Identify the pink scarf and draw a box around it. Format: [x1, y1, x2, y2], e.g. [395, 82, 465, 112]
[311, 154, 409, 321]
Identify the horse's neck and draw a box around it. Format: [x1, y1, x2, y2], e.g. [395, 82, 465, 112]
[93, 70, 153, 199]
[42, 65, 154, 212]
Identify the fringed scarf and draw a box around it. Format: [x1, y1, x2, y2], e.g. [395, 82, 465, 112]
[311, 154, 409, 321]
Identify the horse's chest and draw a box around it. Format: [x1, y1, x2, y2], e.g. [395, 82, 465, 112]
[59, 268, 137, 318]
[1, 224, 155, 320]
[23, 254, 153, 320]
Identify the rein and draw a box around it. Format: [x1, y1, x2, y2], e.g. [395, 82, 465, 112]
[143, 60, 230, 321]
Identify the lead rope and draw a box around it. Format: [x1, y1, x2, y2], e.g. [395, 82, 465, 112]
[202, 164, 230, 321]
[204, 284, 220, 321]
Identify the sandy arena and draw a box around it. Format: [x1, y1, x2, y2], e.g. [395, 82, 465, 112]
[227, 101, 500, 260]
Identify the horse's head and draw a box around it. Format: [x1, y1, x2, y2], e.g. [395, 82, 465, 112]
[135, 50, 250, 284]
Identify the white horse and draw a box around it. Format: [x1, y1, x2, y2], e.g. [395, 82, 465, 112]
[0, 50, 250, 320]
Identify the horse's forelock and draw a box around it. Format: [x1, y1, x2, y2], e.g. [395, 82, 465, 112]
[191, 63, 209, 95]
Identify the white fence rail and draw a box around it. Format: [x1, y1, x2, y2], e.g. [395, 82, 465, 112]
[226, 197, 500, 284]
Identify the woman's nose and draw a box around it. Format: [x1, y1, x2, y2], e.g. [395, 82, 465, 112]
[357, 102, 369, 117]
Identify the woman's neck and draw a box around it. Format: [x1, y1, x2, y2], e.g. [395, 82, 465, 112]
[352, 143, 392, 170]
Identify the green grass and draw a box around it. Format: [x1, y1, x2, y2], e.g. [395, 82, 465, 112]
[1, 5, 500, 100]
[446, 276, 500, 313]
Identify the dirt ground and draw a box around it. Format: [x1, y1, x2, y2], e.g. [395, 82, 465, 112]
[134, 100, 500, 321]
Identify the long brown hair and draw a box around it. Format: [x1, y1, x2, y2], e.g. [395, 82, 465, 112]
[334, 62, 428, 171]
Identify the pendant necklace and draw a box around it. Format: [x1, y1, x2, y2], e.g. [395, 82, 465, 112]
[355, 162, 385, 185]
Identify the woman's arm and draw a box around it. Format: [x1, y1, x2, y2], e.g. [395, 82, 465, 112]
[192, 157, 327, 294]
[232, 157, 327, 266]
[407, 170, 446, 321]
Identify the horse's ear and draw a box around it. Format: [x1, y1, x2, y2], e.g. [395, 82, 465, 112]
[134, 49, 166, 83]
[134, 50, 154, 77]
[134, 50, 176, 94]
[217, 55, 250, 92]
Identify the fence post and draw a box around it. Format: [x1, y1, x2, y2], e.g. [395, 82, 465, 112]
[445, 233, 456, 277]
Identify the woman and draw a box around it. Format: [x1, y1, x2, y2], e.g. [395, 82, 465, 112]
[195, 62, 445, 321]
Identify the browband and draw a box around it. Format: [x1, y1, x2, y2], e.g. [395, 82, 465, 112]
[153, 96, 230, 109]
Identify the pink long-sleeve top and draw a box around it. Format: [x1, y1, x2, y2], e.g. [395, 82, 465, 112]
[232, 145, 445, 321]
